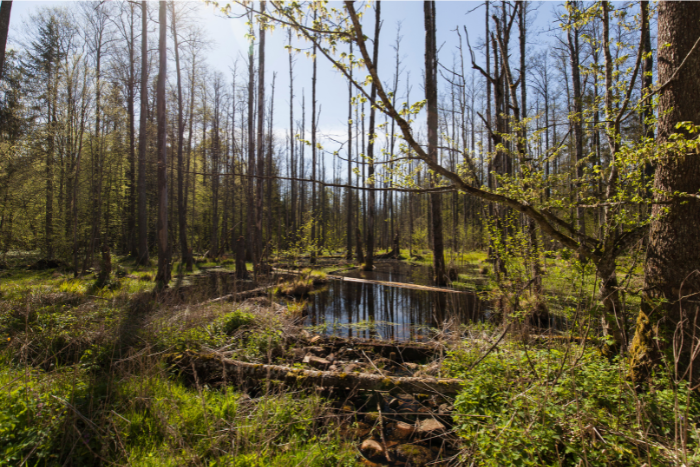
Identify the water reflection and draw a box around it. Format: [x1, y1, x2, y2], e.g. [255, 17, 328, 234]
[305, 262, 485, 341]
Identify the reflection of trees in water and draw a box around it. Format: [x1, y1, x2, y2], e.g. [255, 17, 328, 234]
[305, 278, 483, 341]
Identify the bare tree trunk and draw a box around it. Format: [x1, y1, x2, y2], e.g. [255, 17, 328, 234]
[346, 42, 353, 260]
[310, 9, 318, 264]
[155, 0, 170, 287]
[246, 13, 256, 264]
[211, 77, 222, 259]
[126, 3, 137, 257]
[255, 0, 266, 272]
[288, 30, 296, 245]
[0, 1, 11, 80]
[424, 0, 446, 285]
[137, 1, 149, 265]
[266, 73, 276, 248]
[567, 1, 585, 235]
[363, 1, 381, 272]
[171, 3, 191, 272]
[630, 1, 700, 382]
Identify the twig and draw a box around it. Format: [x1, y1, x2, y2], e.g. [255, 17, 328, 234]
[468, 324, 511, 372]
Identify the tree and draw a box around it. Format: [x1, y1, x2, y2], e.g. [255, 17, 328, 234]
[255, 0, 266, 271]
[629, 2, 700, 382]
[154, 0, 170, 286]
[0, 1, 12, 80]
[363, 1, 381, 272]
[171, 1, 192, 272]
[137, 0, 149, 265]
[424, 0, 446, 285]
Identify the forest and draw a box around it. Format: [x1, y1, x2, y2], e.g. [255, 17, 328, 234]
[1, 0, 700, 465]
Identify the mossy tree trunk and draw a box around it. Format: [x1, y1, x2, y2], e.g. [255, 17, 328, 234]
[630, 2, 700, 382]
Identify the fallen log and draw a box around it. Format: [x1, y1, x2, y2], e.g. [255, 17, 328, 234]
[328, 275, 468, 295]
[221, 357, 463, 395]
[205, 285, 276, 304]
[297, 335, 445, 361]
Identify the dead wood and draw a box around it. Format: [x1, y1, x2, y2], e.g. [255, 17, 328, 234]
[204, 285, 276, 304]
[297, 335, 444, 361]
[220, 357, 463, 395]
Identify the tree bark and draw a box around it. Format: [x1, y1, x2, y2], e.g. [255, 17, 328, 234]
[246, 12, 256, 264]
[346, 42, 354, 260]
[255, 1, 266, 272]
[630, 1, 700, 382]
[363, 1, 381, 272]
[137, 1, 149, 265]
[0, 1, 11, 80]
[310, 9, 318, 264]
[155, 0, 170, 287]
[204, 357, 465, 396]
[424, 0, 446, 285]
[171, 3, 191, 272]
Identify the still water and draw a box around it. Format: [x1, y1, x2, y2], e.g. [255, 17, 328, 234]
[304, 261, 487, 341]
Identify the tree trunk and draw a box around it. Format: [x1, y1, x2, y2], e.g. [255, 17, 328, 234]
[137, 1, 149, 265]
[346, 42, 354, 260]
[288, 30, 296, 245]
[363, 1, 381, 272]
[255, 1, 266, 272]
[310, 9, 318, 264]
[171, 3, 191, 272]
[566, 1, 584, 235]
[246, 13, 256, 264]
[630, 1, 700, 382]
[424, 0, 446, 285]
[0, 1, 11, 80]
[154, 0, 170, 287]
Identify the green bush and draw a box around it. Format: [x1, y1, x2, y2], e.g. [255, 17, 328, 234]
[445, 344, 700, 466]
[220, 311, 256, 335]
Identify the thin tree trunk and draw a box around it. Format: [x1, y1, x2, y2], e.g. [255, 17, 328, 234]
[155, 0, 170, 287]
[310, 9, 318, 264]
[255, 0, 266, 272]
[346, 42, 354, 260]
[137, 1, 149, 265]
[171, 3, 191, 272]
[363, 1, 381, 272]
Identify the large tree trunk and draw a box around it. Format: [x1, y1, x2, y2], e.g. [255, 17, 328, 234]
[363, 1, 381, 272]
[630, 2, 700, 382]
[137, 1, 149, 265]
[424, 0, 446, 285]
[154, 0, 170, 287]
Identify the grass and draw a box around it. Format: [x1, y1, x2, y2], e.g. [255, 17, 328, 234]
[0, 259, 358, 466]
[444, 338, 699, 466]
[0, 249, 694, 465]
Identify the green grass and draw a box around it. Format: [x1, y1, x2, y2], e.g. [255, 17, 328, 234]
[444, 341, 699, 466]
[0, 360, 356, 466]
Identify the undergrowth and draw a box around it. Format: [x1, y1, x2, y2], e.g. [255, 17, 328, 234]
[444, 341, 700, 466]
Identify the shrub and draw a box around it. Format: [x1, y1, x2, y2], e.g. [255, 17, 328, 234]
[221, 311, 256, 335]
[445, 343, 700, 466]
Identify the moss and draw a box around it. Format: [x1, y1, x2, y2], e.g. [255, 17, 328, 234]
[628, 309, 657, 382]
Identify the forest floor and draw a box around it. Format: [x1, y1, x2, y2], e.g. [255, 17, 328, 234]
[0, 251, 696, 466]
